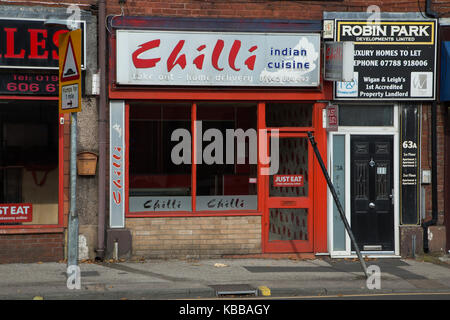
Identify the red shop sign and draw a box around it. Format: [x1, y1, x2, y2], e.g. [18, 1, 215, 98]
[0, 203, 33, 223]
[273, 175, 304, 187]
[0, 18, 86, 69]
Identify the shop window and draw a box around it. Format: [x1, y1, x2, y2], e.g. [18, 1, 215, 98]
[265, 103, 312, 127]
[0, 102, 59, 226]
[128, 102, 192, 212]
[338, 105, 393, 126]
[128, 102, 258, 213]
[196, 103, 258, 211]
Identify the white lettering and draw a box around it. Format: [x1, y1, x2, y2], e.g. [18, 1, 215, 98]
[366, 265, 381, 289]
[179, 304, 214, 317]
[223, 304, 270, 315]
[66, 265, 81, 290]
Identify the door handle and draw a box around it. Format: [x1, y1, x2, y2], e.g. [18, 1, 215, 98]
[369, 202, 376, 209]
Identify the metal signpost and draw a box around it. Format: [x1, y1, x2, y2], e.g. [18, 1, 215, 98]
[59, 29, 82, 268]
[307, 132, 368, 279]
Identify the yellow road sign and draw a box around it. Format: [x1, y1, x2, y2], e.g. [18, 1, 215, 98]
[59, 29, 82, 113]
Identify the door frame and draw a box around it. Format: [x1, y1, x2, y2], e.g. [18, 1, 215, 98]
[260, 102, 327, 254]
[263, 132, 315, 253]
[327, 105, 400, 257]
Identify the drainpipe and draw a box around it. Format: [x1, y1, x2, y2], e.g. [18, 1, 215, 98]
[422, 1, 438, 253]
[96, 0, 106, 260]
[425, 0, 438, 19]
[423, 102, 438, 253]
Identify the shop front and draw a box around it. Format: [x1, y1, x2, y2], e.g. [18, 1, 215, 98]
[324, 12, 438, 257]
[0, 16, 82, 263]
[0, 5, 97, 263]
[107, 17, 330, 258]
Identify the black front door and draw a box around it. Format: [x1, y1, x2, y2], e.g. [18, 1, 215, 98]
[351, 135, 394, 252]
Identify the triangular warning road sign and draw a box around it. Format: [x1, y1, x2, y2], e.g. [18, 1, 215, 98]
[61, 36, 80, 82]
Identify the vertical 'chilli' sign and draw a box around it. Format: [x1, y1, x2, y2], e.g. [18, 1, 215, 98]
[110, 101, 125, 228]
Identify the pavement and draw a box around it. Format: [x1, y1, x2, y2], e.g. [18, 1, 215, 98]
[1, 256, 450, 300]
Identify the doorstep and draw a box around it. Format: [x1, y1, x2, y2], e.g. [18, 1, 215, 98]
[330, 254, 401, 259]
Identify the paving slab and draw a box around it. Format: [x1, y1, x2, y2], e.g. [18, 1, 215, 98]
[0, 258, 449, 299]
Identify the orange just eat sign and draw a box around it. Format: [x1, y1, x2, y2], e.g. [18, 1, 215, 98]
[59, 29, 82, 113]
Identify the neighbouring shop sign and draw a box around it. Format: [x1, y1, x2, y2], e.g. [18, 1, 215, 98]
[0, 72, 58, 95]
[116, 30, 320, 87]
[0, 18, 86, 69]
[401, 105, 420, 225]
[273, 175, 304, 187]
[0, 203, 32, 223]
[334, 20, 437, 100]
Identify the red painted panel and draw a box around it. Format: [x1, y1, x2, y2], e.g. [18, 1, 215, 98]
[0, 203, 33, 223]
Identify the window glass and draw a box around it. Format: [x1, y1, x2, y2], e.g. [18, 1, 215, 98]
[269, 208, 308, 241]
[196, 103, 258, 211]
[269, 137, 308, 197]
[128, 102, 192, 212]
[338, 105, 393, 126]
[0, 102, 59, 226]
[266, 103, 312, 127]
[332, 135, 346, 251]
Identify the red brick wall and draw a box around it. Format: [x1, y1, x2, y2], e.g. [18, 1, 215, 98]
[106, 0, 450, 18]
[127, 216, 261, 259]
[8, 0, 448, 18]
[0, 233, 64, 264]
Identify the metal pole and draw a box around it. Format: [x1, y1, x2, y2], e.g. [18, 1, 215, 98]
[68, 112, 78, 266]
[307, 132, 368, 278]
[96, 0, 106, 260]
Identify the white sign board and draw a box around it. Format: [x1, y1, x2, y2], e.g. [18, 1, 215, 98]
[334, 20, 437, 100]
[116, 30, 320, 87]
[60, 84, 79, 110]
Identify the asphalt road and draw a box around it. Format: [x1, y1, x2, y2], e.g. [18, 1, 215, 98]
[282, 292, 450, 300]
